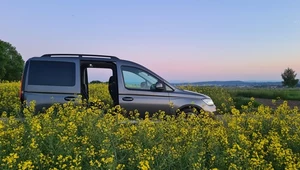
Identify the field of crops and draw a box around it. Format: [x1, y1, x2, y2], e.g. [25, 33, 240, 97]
[227, 87, 300, 101]
[1, 82, 300, 169]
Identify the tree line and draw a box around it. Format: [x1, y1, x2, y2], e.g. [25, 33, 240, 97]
[0, 40, 24, 81]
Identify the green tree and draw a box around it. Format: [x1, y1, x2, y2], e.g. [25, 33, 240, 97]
[0, 40, 24, 81]
[281, 67, 299, 87]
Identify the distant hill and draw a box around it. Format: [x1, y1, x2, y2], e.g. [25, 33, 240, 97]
[172, 81, 287, 87]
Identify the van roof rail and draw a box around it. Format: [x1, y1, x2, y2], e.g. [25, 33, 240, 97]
[41, 53, 119, 60]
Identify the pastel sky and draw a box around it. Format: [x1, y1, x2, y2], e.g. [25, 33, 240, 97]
[1, 0, 300, 82]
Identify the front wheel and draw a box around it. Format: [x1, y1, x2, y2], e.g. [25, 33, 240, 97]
[180, 107, 216, 119]
[178, 107, 200, 117]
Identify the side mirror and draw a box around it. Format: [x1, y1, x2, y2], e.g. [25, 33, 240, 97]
[155, 82, 164, 90]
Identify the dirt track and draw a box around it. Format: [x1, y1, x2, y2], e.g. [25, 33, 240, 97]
[255, 98, 300, 109]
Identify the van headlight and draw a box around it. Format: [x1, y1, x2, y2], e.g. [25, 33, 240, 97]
[202, 98, 214, 106]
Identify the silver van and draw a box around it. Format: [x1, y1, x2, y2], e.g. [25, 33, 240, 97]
[20, 54, 216, 115]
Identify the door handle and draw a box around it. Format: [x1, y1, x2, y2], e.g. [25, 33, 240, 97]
[64, 96, 76, 101]
[122, 97, 134, 101]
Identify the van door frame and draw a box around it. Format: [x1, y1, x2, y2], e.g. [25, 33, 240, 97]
[80, 60, 118, 104]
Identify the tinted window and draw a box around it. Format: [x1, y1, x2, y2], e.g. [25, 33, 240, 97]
[28, 61, 76, 86]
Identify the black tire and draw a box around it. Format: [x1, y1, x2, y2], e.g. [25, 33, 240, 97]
[179, 107, 200, 118]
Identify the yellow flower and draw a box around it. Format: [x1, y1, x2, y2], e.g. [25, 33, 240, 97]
[138, 160, 150, 170]
[2, 153, 19, 168]
[18, 160, 35, 170]
[30, 138, 38, 149]
[116, 164, 125, 170]
[101, 155, 114, 164]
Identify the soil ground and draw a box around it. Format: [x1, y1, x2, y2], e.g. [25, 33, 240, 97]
[255, 98, 300, 109]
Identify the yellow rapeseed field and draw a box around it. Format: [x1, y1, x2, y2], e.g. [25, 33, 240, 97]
[0, 82, 299, 169]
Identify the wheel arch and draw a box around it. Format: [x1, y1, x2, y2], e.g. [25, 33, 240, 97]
[178, 104, 203, 113]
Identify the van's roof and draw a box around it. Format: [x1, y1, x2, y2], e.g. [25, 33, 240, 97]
[30, 53, 149, 68]
[41, 53, 119, 60]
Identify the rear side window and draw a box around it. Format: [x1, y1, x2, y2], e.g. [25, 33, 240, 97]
[28, 61, 76, 86]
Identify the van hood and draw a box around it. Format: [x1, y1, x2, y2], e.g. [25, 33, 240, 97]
[172, 89, 211, 99]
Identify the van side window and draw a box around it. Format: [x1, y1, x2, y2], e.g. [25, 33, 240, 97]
[122, 66, 159, 91]
[28, 61, 76, 86]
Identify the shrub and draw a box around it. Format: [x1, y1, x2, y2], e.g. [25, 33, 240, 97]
[0, 82, 21, 116]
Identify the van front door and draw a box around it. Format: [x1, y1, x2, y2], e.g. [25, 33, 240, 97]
[118, 66, 170, 117]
